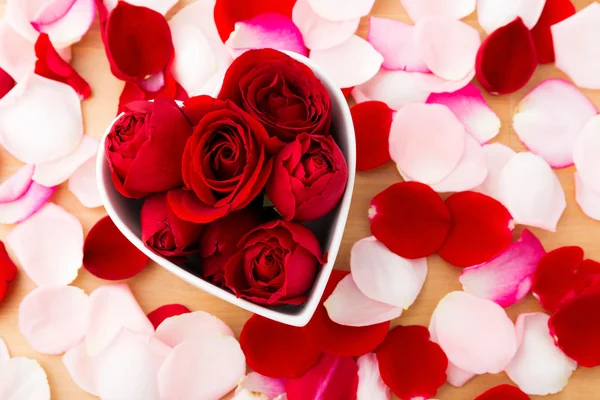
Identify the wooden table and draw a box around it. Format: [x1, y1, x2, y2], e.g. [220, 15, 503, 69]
[0, 0, 599, 399]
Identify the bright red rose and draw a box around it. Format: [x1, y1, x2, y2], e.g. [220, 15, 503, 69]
[218, 49, 332, 150]
[266, 134, 348, 221]
[224, 220, 325, 306]
[141, 192, 204, 261]
[105, 97, 192, 199]
[168, 95, 273, 223]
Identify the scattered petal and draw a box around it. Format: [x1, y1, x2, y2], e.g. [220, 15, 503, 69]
[307, 0, 375, 21]
[168, 0, 220, 41]
[68, 157, 102, 208]
[530, 0, 575, 64]
[147, 304, 190, 329]
[103, 0, 178, 14]
[0, 165, 35, 204]
[472, 143, 517, 199]
[357, 354, 390, 400]
[573, 115, 600, 192]
[235, 372, 286, 399]
[475, 384, 530, 400]
[446, 363, 476, 388]
[477, 0, 546, 33]
[0, 337, 9, 362]
[351, 101, 393, 171]
[575, 172, 600, 221]
[0, 182, 55, 225]
[0, 357, 50, 400]
[352, 69, 430, 110]
[155, 310, 234, 348]
[400, 0, 475, 21]
[412, 68, 475, 94]
[0, 21, 36, 82]
[62, 342, 98, 395]
[0, 68, 14, 100]
[0, 241, 17, 303]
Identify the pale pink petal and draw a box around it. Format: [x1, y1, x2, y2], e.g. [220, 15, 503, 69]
[367, 17, 429, 72]
[433, 291, 518, 374]
[352, 69, 430, 110]
[18, 286, 89, 355]
[30, 0, 95, 47]
[552, 3, 600, 89]
[30, 0, 76, 27]
[7, 203, 82, 286]
[350, 236, 426, 309]
[235, 372, 286, 399]
[389, 103, 466, 184]
[0, 338, 10, 362]
[168, 0, 219, 41]
[310, 35, 383, 88]
[497, 152, 566, 231]
[155, 310, 234, 348]
[324, 274, 402, 327]
[477, 0, 546, 34]
[412, 68, 475, 93]
[103, 0, 178, 15]
[426, 84, 500, 144]
[575, 171, 600, 221]
[158, 333, 246, 400]
[307, 0, 375, 21]
[0, 73, 83, 164]
[505, 312, 577, 395]
[226, 13, 307, 58]
[459, 230, 546, 307]
[413, 16, 480, 81]
[573, 115, 600, 192]
[0, 21, 36, 81]
[0, 357, 50, 400]
[62, 342, 98, 396]
[139, 71, 165, 93]
[400, 0, 476, 21]
[356, 353, 391, 400]
[0, 182, 55, 224]
[472, 143, 516, 200]
[514, 79, 597, 168]
[0, 165, 35, 204]
[68, 157, 102, 208]
[85, 283, 154, 356]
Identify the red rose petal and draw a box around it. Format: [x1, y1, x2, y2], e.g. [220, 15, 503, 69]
[341, 87, 353, 97]
[530, 0, 575, 64]
[375, 325, 448, 400]
[0, 241, 17, 302]
[475, 384, 530, 400]
[368, 182, 451, 259]
[351, 101, 393, 171]
[475, 17, 538, 95]
[438, 191, 514, 267]
[147, 304, 191, 329]
[0, 66, 14, 100]
[83, 216, 149, 280]
[240, 314, 322, 378]
[303, 270, 390, 357]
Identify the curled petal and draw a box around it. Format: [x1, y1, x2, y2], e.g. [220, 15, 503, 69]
[472, 143, 516, 200]
[307, 0, 375, 21]
[357, 354, 390, 400]
[573, 115, 600, 192]
[68, 157, 102, 208]
[352, 69, 430, 110]
[530, 0, 576, 64]
[477, 0, 545, 33]
[0, 165, 35, 204]
[0, 358, 50, 400]
[155, 310, 234, 348]
[400, 0, 475, 21]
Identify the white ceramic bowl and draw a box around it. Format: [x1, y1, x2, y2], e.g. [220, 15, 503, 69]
[96, 52, 356, 326]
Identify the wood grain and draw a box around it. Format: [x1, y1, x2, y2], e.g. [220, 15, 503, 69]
[0, 0, 599, 399]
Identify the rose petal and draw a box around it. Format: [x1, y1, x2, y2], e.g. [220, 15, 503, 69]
[0, 357, 50, 400]
[169, 0, 219, 40]
[475, 385, 530, 400]
[471, 143, 517, 200]
[0, 165, 35, 204]
[0, 73, 83, 164]
[573, 115, 600, 192]
[155, 310, 234, 348]
[0, 241, 17, 303]
[83, 215, 149, 280]
[575, 172, 600, 221]
[531, 0, 576, 64]
[307, 0, 375, 21]
[389, 103, 466, 184]
[400, 0, 475, 21]
[432, 291, 518, 374]
[426, 84, 500, 144]
[0, 337, 9, 362]
[0, 21, 36, 82]
[7, 203, 82, 286]
[147, 304, 191, 329]
[412, 68, 475, 94]
[476, 17, 537, 95]
[310, 35, 383, 88]
[356, 354, 390, 400]
[0, 182, 55, 225]
[103, 0, 178, 15]
[235, 372, 286, 399]
[477, 0, 545, 33]
[27, 0, 95, 47]
[497, 152, 566, 231]
[351, 101, 393, 171]
[352, 69, 431, 110]
[0, 67, 14, 100]
[68, 157, 102, 208]
[62, 342, 98, 395]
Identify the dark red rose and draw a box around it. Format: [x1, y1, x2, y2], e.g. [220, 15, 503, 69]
[218, 49, 332, 150]
[224, 220, 325, 306]
[105, 97, 192, 198]
[168, 95, 273, 223]
[141, 192, 204, 261]
[266, 134, 348, 221]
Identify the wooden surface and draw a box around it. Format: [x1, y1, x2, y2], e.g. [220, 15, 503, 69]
[0, 0, 599, 399]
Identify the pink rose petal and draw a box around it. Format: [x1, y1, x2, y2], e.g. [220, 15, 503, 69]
[352, 69, 430, 110]
[459, 229, 546, 307]
[412, 68, 475, 93]
[505, 312, 577, 395]
[414, 16, 481, 81]
[310, 35, 383, 88]
[367, 17, 429, 72]
[155, 310, 234, 348]
[497, 152, 566, 231]
[30, 0, 95, 47]
[19, 286, 89, 355]
[138, 71, 165, 93]
[0, 337, 10, 362]
[552, 3, 600, 89]
[426, 84, 500, 144]
[389, 103, 466, 184]
[575, 171, 600, 221]
[0, 21, 36, 82]
[169, 0, 219, 40]
[400, 0, 476, 21]
[351, 236, 426, 309]
[235, 372, 286, 399]
[293, 0, 359, 51]
[0, 357, 50, 400]
[0, 181, 56, 225]
[226, 13, 307, 58]
[68, 157, 102, 208]
[514, 79, 597, 168]
[7, 203, 82, 286]
[432, 291, 518, 374]
[103, 0, 178, 15]
[574, 115, 600, 192]
[324, 274, 403, 327]
[472, 143, 517, 200]
[357, 353, 391, 400]
[31, 0, 77, 26]
[0, 165, 35, 204]
[307, 0, 375, 21]
[477, 0, 546, 33]
[62, 342, 98, 396]
[158, 333, 246, 400]
[0, 73, 83, 164]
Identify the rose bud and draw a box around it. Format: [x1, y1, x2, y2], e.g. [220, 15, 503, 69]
[218, 49, 332, 150]
[224, 220, 326, 306]
[140, 192, 204, 261]
[198, 208, 263, 286]
[266, 134, 348, 221]
[168, 95, 273, 223]
[105, 97, 192, 198]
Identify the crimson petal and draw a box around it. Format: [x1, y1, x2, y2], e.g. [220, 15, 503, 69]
[351, 101, 393, 171]
[0, 241, 17, 302]
[0, 67, 14, 100]
[475, 384, 530, 400]
[147, 304, 191, 329]
[530, 0, 575, 64]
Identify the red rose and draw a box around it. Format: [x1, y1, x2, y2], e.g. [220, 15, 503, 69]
[218, 49, 332, 150]
[266, 134, 348, 221]
[105, 97, 192, 198]
[140, 192, 204, 261]
[224, 220, 325, 306]
[168, 95, 273, 223]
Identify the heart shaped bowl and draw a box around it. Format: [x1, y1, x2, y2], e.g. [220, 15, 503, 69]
[96, 51, 356, 326]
